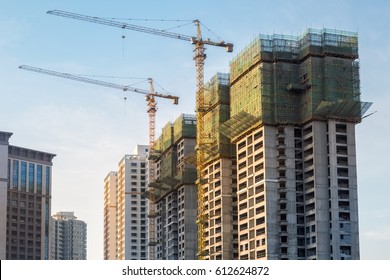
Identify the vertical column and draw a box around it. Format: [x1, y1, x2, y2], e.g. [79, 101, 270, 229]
[0, 132, 12, 259]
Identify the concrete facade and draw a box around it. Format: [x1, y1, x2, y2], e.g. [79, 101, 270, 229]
[234, 121, 359, 260]
[198, 74, 238, 260]
[154, 114, 198, 260]
[202, 157, 237, 260]
[213, 29, 367, 259]
[51, 211, 87, 260]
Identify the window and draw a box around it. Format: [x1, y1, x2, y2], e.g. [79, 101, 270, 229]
[257, 249, 266, 258]
[12, 160, 19, 188]
[28, 163, 35, 192]
[256, 217, 265, 225]
[45, 167, 50, 195]
[37, 165, 42, 194]
[254, 152, 264, 161]
[238, 171, 247, 180]
[254, 163, 264, 172]
[255, 195, 264, 204]
[254, 130, 263, 140]
[336, 134, 347, 144]
[336, 146, 348, 155]
[337, 167, 349, 177]
[255, 184, 264, 194]
[238, 140, 246, 150]
[21, 162, 27, 191]
[336, 124, 347, 133]
[238, 182, 247, 191]
[256, 206, 265, 214]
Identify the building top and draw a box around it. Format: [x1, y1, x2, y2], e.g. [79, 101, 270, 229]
[155, 114, 196, 154]
[117, 145, 149, 166]
[0, 131, 56, 164]
[52, 211, 77, 221]
[227, 28, 372, 131]
[0, 131, 13, 145]
[8, 145, 56, 165]
[133, 144, 149, 158]
[230, 28, 359, 83]
[104, 171, 118, 181]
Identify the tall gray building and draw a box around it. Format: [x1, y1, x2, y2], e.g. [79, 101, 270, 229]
[220, 28, 371, 260]
[51, 211, 87, 260]
[198, 74, 238, 260]
[0, 131, 55, 260]
[152, 114, 198, 260]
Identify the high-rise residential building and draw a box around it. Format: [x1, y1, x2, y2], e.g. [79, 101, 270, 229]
[198, 74, 238, 260]
[0, 131, 55, 260]
[51, 211, 87, 260]
[151, 114, 198, 260]
[103, 171, 118, 260]
[213, 28, 371, 260]
[103, 145, 149, 260]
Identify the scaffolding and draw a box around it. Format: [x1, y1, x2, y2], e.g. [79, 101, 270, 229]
[149, 115, 197, 260]
[228, 28, 370, 140]
[173, 114, 197, 144]
[201, 73, 234, 164]
[161, 123, 174, 152]
[152, 115, 198, 200]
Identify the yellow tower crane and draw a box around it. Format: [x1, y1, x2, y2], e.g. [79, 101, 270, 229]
[46, 10, 233, 259]
[19, 65, 178, 259]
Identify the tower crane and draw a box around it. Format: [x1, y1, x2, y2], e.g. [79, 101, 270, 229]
[46, 10, 233, 259]
[19, 65, 178, 259]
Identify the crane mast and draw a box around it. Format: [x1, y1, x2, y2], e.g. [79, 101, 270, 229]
[193, 20, 207, 258]
[46, 10, 233, 259]
[146, 78, 157, 256]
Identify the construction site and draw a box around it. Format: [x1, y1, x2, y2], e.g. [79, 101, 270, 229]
[13, 7, 372, 261]
[153, 28, 371, 260]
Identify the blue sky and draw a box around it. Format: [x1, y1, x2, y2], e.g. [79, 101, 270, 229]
[1, 0, 389, 260]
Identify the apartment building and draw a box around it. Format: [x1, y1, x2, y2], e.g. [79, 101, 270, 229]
[198, 73, 238, 260]
[51, 211, 87, 260]
[152, 114, 198, 260]
[0, 131, 55, 260]
[220, 28, 371, 259]
[104, 145, 149, 260]
[103, 171, 118, 260]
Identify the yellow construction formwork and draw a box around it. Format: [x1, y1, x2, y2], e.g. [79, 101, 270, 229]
[202, 73, 234, 164]
[228, 28, 369, 134]
[173, 114, 196, 144]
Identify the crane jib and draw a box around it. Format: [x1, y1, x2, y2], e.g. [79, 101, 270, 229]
[47, 10, 233, 51]
[47, 10, 193, 42]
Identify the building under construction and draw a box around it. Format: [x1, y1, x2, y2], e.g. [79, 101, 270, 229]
[199, 28, 372, 259]
[151, 114, 198, 260]
[103, 28, 371, 260]
[197, 73, 238, 259]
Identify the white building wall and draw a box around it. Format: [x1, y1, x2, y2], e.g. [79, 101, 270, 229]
[116, 145, 148, 260]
